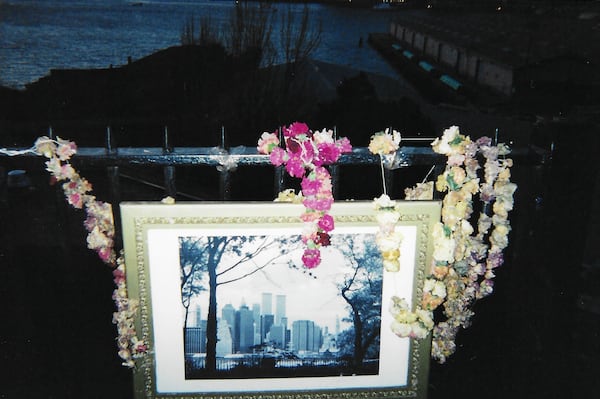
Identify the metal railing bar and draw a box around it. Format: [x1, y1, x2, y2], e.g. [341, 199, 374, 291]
[1, 145, 536, 164]
[119, 173, 206, 201]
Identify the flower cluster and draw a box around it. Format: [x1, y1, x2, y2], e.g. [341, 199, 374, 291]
[112, 255, 147, 367]
[389, 296, 434, 339]
[368, 128, 401, 156]
[35, 137, 117, 263]
[374, 126, 515, 363]
[33, 136, 146, 367]
[369, 128, 402, 193]
[428, 127, 515, 363]
[368, 129, 405, 272]
[257, 122, 352, 268]
[373, 194, 403, 272]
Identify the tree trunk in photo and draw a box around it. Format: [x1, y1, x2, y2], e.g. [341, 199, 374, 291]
[205, 243, 220, 375]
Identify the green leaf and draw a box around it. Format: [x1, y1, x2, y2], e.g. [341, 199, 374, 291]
[449, 135, 463, 146]
[442, 225, 452, 238]
[446, 173, 460, 191]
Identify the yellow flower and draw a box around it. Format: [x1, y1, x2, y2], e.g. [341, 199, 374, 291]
[274, 189, 303, 203]
[384, 259, 401, 272]
[450, 166, 466, 185]
[368, 129, 401, 155]
[34, 136, 57, 158]
[432, 265, 449, 279]
[436, 174, 448, 192]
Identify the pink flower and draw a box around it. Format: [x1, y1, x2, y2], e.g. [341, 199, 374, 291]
[257, 131, 280, 154]
[303, 197, 333, 212]
[113, 267, 126, 284]
[301, 175, 321, 196]
[56, 140, 77, 161]
[315, 142, 341, 165]
[285, 156, 305, 178]
[318, 214, 335, 232]
[68, 193, 83, 208]
[97, 247, 113, 263]
[336, 137, 352, 153]
[300, 211, 321, 222]
[269, 147, 287, 166]
[302, 248, 321, 268]
[257, 122, 354, 269]
[299, 140, 316, 164]
[285, 122, 310, 137]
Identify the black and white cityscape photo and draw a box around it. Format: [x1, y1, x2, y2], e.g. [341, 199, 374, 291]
[178, 233, 383, 379]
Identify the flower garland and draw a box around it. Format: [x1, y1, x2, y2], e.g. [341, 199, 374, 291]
[33, 137, 147, 367]
[368, 128, 404, 273]
[257, 122, 352, 268]
[368, 126, 516, 363]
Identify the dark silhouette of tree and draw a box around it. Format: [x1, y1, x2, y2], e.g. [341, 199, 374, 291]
[332, 234, 383, 371]
[178, 4, 322, 142]
[178, 234, 300, 375]
[179, 237, 210, 329]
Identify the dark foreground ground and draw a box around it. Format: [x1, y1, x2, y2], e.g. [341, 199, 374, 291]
[0, 128, 599, 398]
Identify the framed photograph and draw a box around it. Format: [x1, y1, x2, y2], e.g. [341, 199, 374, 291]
[121, 200, 440, 399]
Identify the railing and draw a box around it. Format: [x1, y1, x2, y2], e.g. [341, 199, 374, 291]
[0, 126, 549, 229]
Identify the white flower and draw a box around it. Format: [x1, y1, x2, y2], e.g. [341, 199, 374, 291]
[373, 194, 396, 209]
[312, 129, 335, 144]
[391, 320, 412, 338]
[376, 210, 400, 227]
[415, 309, 435, 330]
[376, 231, 403, 251]
[432, 223, 456, 263]
[424, 279, 447, 299]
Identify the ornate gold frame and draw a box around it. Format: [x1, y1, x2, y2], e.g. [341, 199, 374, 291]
[121, 201, 440, 399]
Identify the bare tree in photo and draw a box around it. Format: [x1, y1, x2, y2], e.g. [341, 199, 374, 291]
[179, 235, 300, 375]
[333, 235, 383, 371]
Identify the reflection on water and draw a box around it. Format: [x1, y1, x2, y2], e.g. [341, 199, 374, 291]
[0, 0, 400, 88]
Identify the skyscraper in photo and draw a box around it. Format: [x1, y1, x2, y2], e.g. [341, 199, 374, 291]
[194, 305, 202, 327]
[222, 304, 236, 352]
[261, 292, 272, 315]
[237, 304, 255, 353]
[252, 303, 261, 345]
[275, 294, 286, 325]
[261, 314, 274, 344]
[216, 319, 233, 357]
[291, 320, 322, 353]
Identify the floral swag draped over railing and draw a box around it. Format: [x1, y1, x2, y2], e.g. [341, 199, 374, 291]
[1, 123, 515, 367]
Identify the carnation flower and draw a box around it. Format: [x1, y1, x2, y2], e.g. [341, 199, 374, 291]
[256, 131, 280, 154]
[368, 128, 401, 155]
[259, 123, 351, 268]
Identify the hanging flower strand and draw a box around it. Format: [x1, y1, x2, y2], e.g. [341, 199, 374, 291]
[396, 126, 516, 364]
[257, 122, 352, 268]
[32, 136, 147, 367]
[368, 127, 401, 196]
[368, 128, 403, 272]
